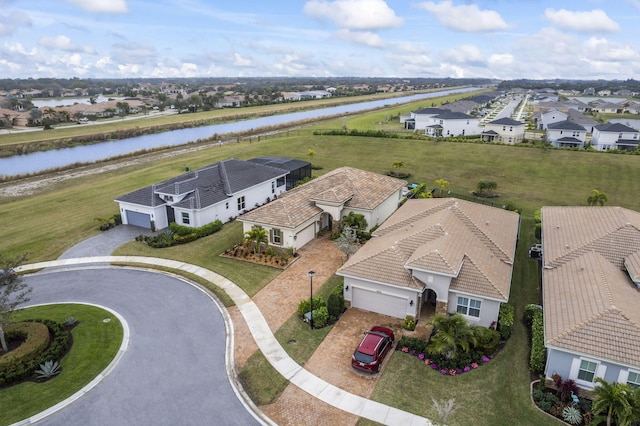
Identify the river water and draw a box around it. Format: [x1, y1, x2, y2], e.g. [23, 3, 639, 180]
[1, 87, 477, 177]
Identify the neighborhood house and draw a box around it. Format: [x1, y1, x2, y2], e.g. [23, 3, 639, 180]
[115, 158, 289, 230]
[337, 198, 520, 326]
[542, 206, 640, 391]
[481, 117, 525, 144]
[239, 167, 406, 251]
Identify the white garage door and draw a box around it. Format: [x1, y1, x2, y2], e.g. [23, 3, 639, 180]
[125, 210, 151, 228]
[352, 287, 407, 319]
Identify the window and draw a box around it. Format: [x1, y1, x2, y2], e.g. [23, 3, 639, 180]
[277, 176, 285, 187]
[271, 181, 275, 194]
[456, 296, 481, 317]
[237, 196, 245, 211]
[271, 228, 282, 245]
[578, 359, 598, 383]
[181, 212, 190, 225]
[225, 202, 229, 209]
[628, 371, 640, 389]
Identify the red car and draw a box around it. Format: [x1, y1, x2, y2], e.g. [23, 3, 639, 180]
[351, 326, 395, 373]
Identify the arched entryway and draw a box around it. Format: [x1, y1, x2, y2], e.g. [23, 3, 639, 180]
[420, 288, 438, 322]
[319, 212, 334, 233]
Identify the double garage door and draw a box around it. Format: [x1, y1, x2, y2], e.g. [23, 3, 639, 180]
[125, 210, 151, 229]
[351, 287, 407, 319]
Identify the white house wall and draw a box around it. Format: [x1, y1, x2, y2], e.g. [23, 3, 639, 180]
[412, 270, 451, 303]
[118, 201, 168, 229]
[592, 129, 639, 150]
[545, 347, 640, 391]
[483, 123, 525, 143]
[343, 275, 419, 319]
[447, 291, 501, 328]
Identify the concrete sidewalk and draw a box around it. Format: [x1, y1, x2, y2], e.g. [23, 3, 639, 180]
[17, 256, 433, 426]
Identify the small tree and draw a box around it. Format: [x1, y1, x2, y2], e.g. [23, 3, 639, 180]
[587, 189, 608, 206]
[0, 254, 32, 353]
[307, 149, 316, 164]
[591, 378, 635, 426]
[340, 212, 367, 231]
[434, 178, 449, 198]
[243, 227, 268, 254]
[392, 160, 405, 170]
[336, 227, 358, 259]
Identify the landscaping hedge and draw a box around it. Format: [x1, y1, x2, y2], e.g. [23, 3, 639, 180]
[497, 303, 515, 340]
[139, 220, 223, 248]
[528, 305, 546, 374]
[0, 319, 70, 386]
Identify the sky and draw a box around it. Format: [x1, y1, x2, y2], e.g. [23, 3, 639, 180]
[1, 0, 640, 80]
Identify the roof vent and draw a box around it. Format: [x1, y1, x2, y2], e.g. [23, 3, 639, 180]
[485, 221, 490, 225]
[565, 244, 570, 249]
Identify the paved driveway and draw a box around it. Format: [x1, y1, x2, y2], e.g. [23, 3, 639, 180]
[23, 267, 260, 426]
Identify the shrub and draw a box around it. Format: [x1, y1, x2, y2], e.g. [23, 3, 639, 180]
[327, 293, 343, 321]
[0, 319, 70, 386]
[532, 388, 559, 412]
[403, 315, 416, 331]
[296, 296, 326, 316]
[523, 303, 541, 327]
[0, 322, 50, 368]
[497, 303, 514, 340]
[312, 306, 329, 328]
[474, 326, 501, 355]
[396, 336, 427, 354]
[529, 306, 546, 373]
[34, 360, 62, 378]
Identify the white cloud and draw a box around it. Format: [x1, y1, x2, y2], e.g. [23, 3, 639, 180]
[417, 0, 509, 32]
[441, 44, 486, 67]
[544, 8, 620, 33]
[111, 42, 156, 64]
[487, 53, 513, 67]
[0, 11, 32, 36]
[38, 35, 95, 54]
[95, 56, 113, 69]
[66, 0, 128, 14]
[303, 0, 402, 30]
[584, 37, 638, 62]
[4, 41, 37, 56]
[233, 53, 253, 67]
[335, 29, 384, 47]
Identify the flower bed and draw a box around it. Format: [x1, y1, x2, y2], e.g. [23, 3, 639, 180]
[397, 336, 493, 376]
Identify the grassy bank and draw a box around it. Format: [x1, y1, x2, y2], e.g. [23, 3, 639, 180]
[0, 304, 123, 425]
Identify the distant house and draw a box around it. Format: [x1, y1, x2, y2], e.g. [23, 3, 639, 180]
[115, 158, 288, 230]
[337, 198, 520, 324]
[247, 157, 311, 190]
[538, 109, 568, 130]
[482, 117, 525, 144]
[542, 206, 640, 391]
[423, 111, 481, 137]
[239, 167, 405, 251]
[546, 121, 587, 148]
[591, 122, 639, 151]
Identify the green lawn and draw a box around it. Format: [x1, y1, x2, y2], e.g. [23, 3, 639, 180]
[0, 304, 123, 425]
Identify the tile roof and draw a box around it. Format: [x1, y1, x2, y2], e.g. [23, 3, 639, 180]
[338, 198, 519, 299]
[115, 158, 287, 209]
[594, 122, 638, 133]
[542, 206, 640, 366]
[488, 117, 525, 126]
[547, 120, 586, 131]
[239, 167, 406, 229]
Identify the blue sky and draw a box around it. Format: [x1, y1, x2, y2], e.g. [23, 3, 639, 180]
[1, 0, 640, 80]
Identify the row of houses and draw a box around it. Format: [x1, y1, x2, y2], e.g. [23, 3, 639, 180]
[115, 159, 640, 392]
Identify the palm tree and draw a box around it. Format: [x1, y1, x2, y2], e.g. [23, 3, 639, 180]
[587, 189, 608, 206]
[243, 227, 268, 254]
[427, 314, 478, 360]
[307, 149, 315, 165]
[392, 160, 405, 170]
[340, 212, 367, 231]
[435, 178, 449, 198]
[591, 377, 634, 426]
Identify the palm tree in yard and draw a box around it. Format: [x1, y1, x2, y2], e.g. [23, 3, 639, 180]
[587, 189, 608, 206]
[243, 227, 268, 254]
[427, 313, 478, 360]
[591, 377, 635, 426]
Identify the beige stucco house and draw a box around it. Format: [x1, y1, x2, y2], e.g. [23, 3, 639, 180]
[239, 167, 406, 251]
[542, 206, 640, 390]
[337, 198, 520, 325]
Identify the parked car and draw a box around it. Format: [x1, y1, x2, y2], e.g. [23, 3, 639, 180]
[352, 326, 395, 373]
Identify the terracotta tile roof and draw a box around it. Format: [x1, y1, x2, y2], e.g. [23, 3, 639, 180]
[239, 167, 406, 228]
[542, 206, 640, 366]
[338, 198, 519, 299]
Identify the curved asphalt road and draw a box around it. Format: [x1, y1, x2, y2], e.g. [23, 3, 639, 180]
[22, 267, 260, 426]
